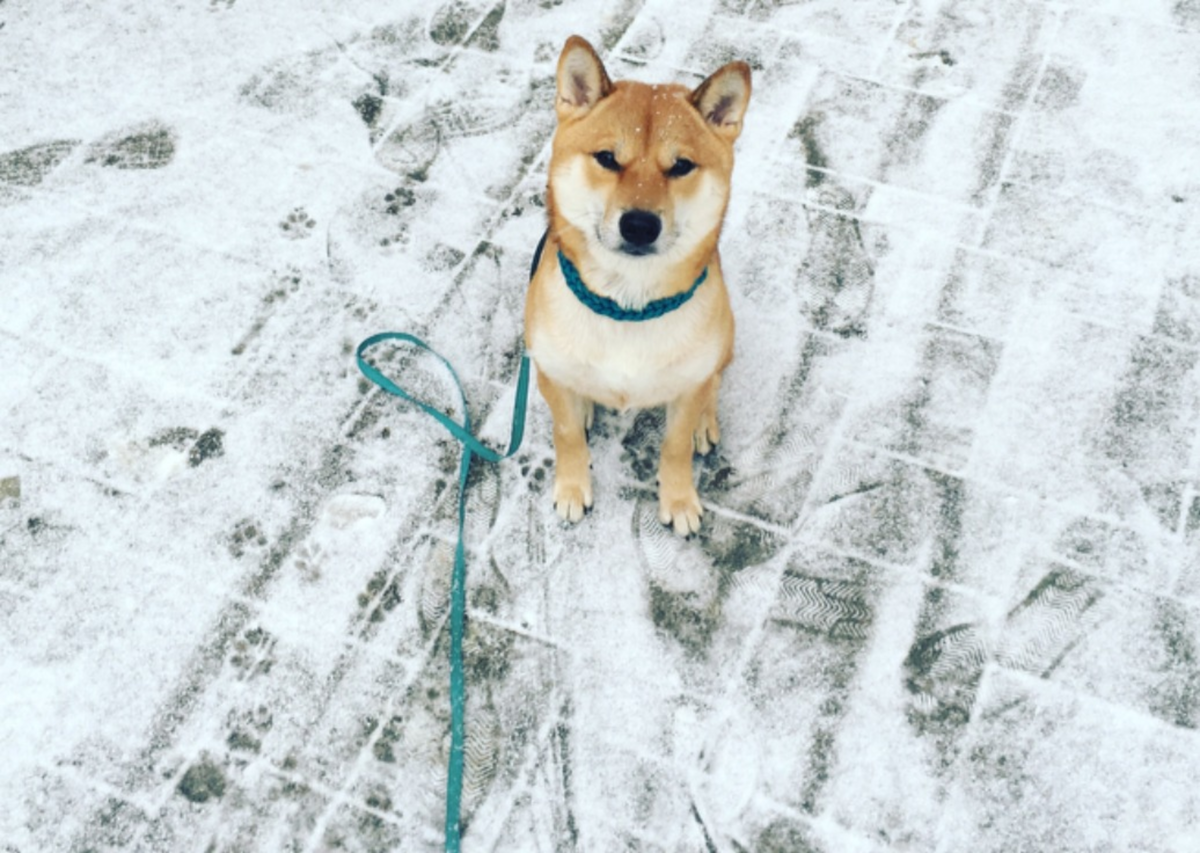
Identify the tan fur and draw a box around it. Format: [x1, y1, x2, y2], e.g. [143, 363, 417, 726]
[525, 35, 751, 535]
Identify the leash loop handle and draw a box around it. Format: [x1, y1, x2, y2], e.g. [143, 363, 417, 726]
[355, 331, 529, 464]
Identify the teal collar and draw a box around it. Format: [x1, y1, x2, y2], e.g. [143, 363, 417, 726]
[557, 250, 708, 322]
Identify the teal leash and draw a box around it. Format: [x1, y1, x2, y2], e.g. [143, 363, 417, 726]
[355, 232, 544, 852]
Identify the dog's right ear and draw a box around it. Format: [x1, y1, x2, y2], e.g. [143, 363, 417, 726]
[556, 36, 612, 121]
[691, 61, 752, 141]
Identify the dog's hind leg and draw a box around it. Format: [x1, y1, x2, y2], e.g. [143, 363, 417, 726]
[693, 373, 721, 456]
[537, 371, 593, 523]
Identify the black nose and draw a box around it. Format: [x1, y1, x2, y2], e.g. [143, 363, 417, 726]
[619, 210, 662, 248]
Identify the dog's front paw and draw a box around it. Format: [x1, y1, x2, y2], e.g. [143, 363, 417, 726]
[658, 486, 703, 536]
[553, 477, 593, 524]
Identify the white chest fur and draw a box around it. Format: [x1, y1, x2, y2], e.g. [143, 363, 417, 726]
[528, 263, 727, 411]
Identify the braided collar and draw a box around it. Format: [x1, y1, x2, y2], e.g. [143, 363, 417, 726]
[557, 250, 708, 322]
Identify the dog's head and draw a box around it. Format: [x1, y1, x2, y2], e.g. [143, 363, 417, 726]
[547, 36, 751, 268]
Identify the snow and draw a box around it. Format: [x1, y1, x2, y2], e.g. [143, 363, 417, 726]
[3, 0, 1200, 850]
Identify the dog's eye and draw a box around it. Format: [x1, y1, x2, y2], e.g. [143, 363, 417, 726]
[667, 158, 697, 178]
[593, 150, 621, 172]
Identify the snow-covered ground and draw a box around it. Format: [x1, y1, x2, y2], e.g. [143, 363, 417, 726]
[3, 0, 1200, 849]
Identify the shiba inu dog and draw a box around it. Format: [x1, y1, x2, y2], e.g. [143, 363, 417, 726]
[524, 35, 751, 535]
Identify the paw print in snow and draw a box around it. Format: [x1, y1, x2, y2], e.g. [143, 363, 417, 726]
[346, 296, 379, 322]
[262, 269, 303, 305]
[209, 0, 236, 10]
[378, 229, 407, 249]
[370, 714, 404, 763]
[229, 626, 276, 680]
[384, 185, 416, 215]
[229, 518, 267, 559]
[517, 453, 553, 494]
[294, 541, 323, 583]
[280, 206, 316, 239]
[379, 185, 415, 248]
[226, 705, 273, 755]
[621, 409, 666, 483]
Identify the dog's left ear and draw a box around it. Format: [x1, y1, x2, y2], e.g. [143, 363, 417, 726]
[691, 62, 752, 140]
[556, 36, 613, 122]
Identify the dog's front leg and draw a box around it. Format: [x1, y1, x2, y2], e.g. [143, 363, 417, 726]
[658, 376, 718, 536]
[537, 371, 593, 523]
